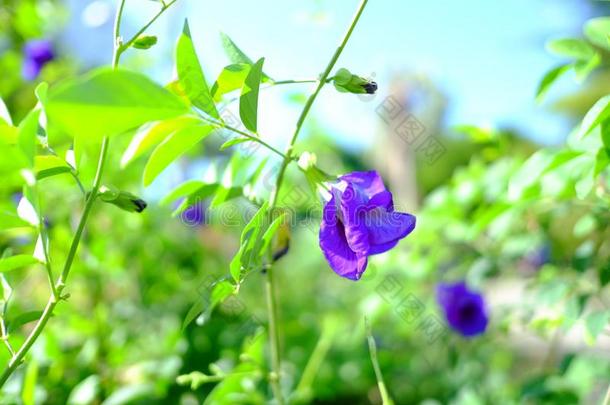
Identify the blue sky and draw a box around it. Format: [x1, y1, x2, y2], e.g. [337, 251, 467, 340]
[66, 0, 600, 148]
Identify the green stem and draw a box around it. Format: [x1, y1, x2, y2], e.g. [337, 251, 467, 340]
[114, 0, 179, 62]
[365, 318, 394, 405]
[197, 115, 292, 160]
[0, 0, 175, 386]
[261, 1, 369, 403]
[270, 0, 369, 206]
[0, 138, 110, 388]
[264, 266, 283, 404]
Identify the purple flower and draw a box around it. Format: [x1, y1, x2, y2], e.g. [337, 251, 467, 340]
[437, 281, 488, 337]
[22, 39, 55, 80]
[319, 170, 416, 280]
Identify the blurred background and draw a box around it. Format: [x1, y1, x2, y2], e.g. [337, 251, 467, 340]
[2, 0, 610, 403]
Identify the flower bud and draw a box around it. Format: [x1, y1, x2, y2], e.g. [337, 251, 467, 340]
[132, 35, 158, 50]
[332, 68, 377, 95]
[99, 185, 147, 213]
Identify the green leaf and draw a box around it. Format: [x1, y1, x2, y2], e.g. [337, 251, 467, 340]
[0, 212, 29, 231]
[219, 137, 251, 151]
[573, 52, 601, 82]
[584, 17, 610, 51]
[220, 32, 254, 64]
[0, 96, 12, 125]
[232, 202, 269, 282]
[182, 279, 235, 330]
[21, 359, 38, 405]
[211, 63, 251, 102]
[0, 255, 39, 272]
[17, 109, 40, 167]
[176, 20, 219, 118]
[174, 184, 219, 215]
[542, 149, 584, 174]
[585, 310, 610, 344]
[46, 68, 189, 140]
[239, 58, 264, 133]
[143, 124, 214, 186]
[34, 155, 71, 180]
[260, 212, 286, 254]
[578, 95, 610, 138]
[121, 116, 200, 167]
[7, 310, 43, 330]
[600, 261, 610, 287]
[160, 179, 207, 206]
[546, 38, 596, 60]
[536, 64, 571, 102]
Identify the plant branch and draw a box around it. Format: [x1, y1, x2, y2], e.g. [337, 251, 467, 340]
[114, 0, 179, 64]
[197, 115, 292, 160]
[261, 1, 370, 403]
[365, 317, 394, 405]
[270, 0, 369, 206]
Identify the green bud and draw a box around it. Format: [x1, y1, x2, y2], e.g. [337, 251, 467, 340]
[332, 67, 377, 94]
[99, 186, 147, 213]
[132, 35, 158, 50]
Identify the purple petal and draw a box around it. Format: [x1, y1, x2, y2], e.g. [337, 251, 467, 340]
[22, 59, 41, 81]
[340, 183, 369, 254]
[368, 239, 399, 255]
[436, 282, 488, 337]
[368, 190, 394, 211]
[339, 171, 386, 199]
[366, 210, 416, 245]
[319, 196, 368, 280]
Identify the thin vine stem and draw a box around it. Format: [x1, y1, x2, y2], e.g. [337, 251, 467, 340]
[0, 0, 176, 388]
[197, 115, 292, 160]
[262, 1, 369, 403]
[365, 317, 394, 405]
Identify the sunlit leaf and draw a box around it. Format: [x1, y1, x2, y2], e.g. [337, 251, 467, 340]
[34, 155, 71, 180]
[239, 58, 265, 133]
[143, 124, 214, 186]
[176, 20, 219, 118]
[535, 64, 571, 102]
[121, 116, 200, 168]
[584, 17, 610, 50]
[0, 255, 39, 272]
[211, 63, 251, 102]
[46, 68, 188, 141]
[546, 38, 596, 60]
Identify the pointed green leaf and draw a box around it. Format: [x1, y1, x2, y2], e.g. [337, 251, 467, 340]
[46, 68, 189, 140]
[219, 137, 251, 151]
[121, 116, 200, 167]
[177, 20, 219, 118]
[211, 63, 251, 102]
[34, 155, 71, 180]
[17, 109, 40, 167]
[536, 64, 571, 102]
[239, 58, 264, 132]
[160, 180, 207, 206]
[0, 255, 40, 272]
[584, 17, 610, 51]
[0, 96, 12, 125]
[143, 124, 214, 186]
[579, 95, 610, 138]
[546, 38, 596, 60]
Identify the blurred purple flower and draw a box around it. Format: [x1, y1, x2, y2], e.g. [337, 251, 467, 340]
[437, 281, 488, 337]
[181, 202, 206, 227]
[319, 170, 416, 280]
[22, 39, 54, 80]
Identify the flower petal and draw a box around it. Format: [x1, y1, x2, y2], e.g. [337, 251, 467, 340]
[366, 210, 416, 245]
[340, 183, 370, 254]
[368, 239, 399, 255]
[339, 170, 386, 199]
[368, 190, 394, 211]
[319, 196, 368, 280]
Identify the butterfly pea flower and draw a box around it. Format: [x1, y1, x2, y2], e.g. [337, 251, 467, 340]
[319, 171, 416, 280]
[437, 281, 488, 337]
[22, 39, 55, 81]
